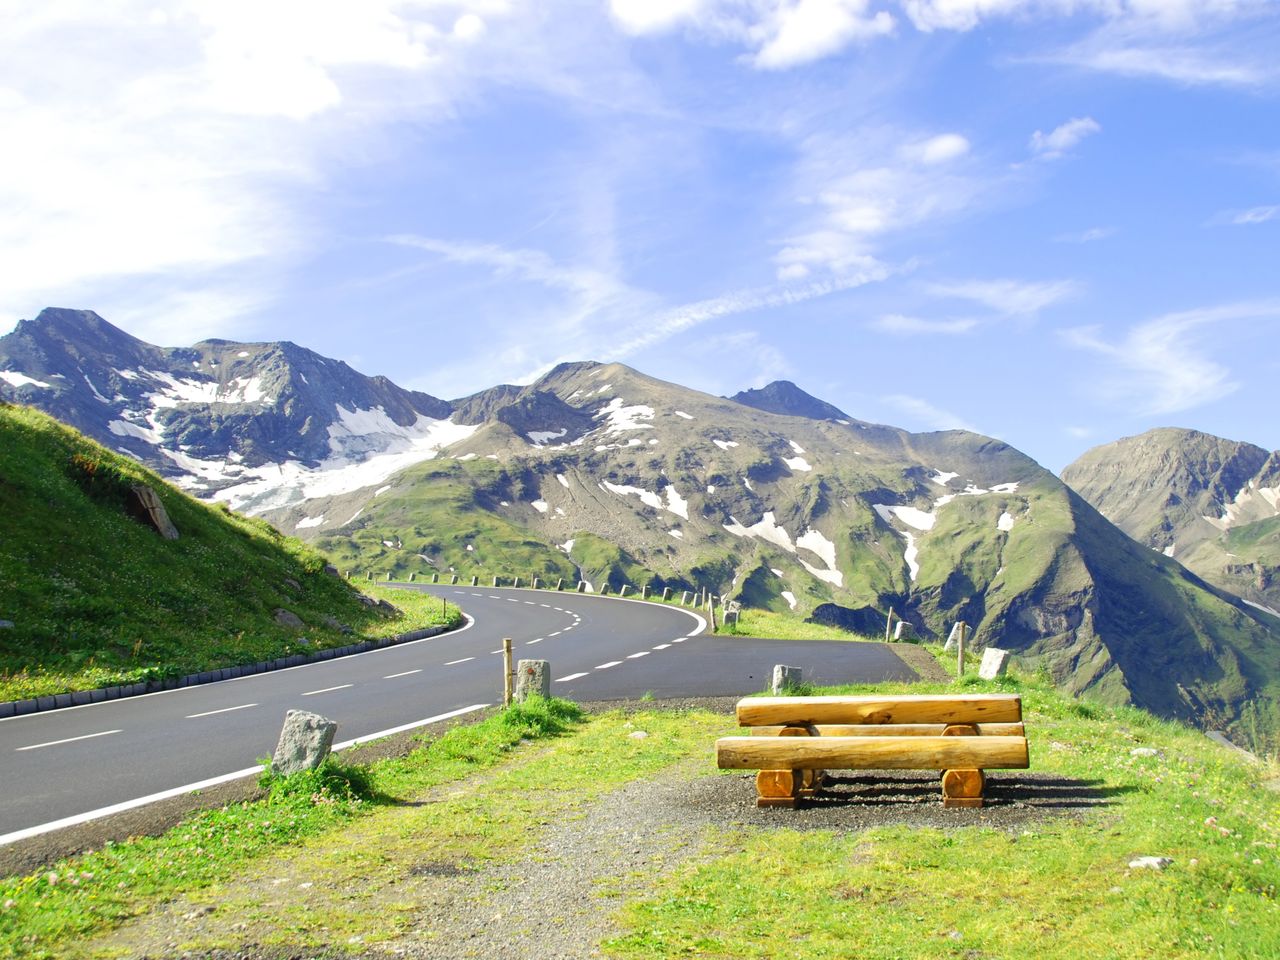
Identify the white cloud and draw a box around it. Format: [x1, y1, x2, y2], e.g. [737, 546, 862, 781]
[1062, 300, 1280, 415]
[873, 314, 979, 335]
[1053, 226, 1116, 243]
[883, 394, 982, 433]
[753, 1, 897, 70]
[1065, 425, 1093, 438]
[1231, 205, 1279, 225]
[0, 0, 521, 333]
[928, 278, 1080, 316]
[775, 128, 986, 279]
[911, 133, 971, 165]
[1051, 42, 1271, 87]
[1029, 117, 1101, 158]
[609, 0, 707, 34]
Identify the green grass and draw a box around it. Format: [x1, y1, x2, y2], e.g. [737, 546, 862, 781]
[716, 606, 878, 642]
[0, 405, 459, 701]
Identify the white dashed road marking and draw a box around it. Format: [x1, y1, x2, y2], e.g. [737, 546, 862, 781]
[302, 684, 353, 697]
[556, 673, 589, 683]
[445, 657, 475, 666]
[17, 730, 122, 751]
[383, 670, 422, 679]
[653, 644, 671, 650]
[186, 703, 257, 719]
[595, 661, 622, 670]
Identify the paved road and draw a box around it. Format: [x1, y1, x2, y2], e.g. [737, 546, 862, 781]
[0, 586, 916, 844]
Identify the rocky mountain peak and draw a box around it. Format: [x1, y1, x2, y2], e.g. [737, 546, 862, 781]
[729, 380, 850, 422]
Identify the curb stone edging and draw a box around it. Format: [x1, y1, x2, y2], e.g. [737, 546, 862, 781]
[0, 624, 453, 719]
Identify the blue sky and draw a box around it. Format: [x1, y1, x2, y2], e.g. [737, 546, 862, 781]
[2, 0, 1278, 472]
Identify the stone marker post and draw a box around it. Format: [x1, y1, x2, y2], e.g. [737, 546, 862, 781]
[662, 587, 672, 601]
[532, 577, 542, 589]
[893, 620, 912, 641]
[772, 665, 802, 695]
[944, 622, 964, 652]
[271, 710, 338, 776]
[515, 660, 551, 701]
[978, 647, 1011, 680]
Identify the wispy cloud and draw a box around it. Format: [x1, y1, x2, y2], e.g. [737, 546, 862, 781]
[1053, 226, 1116, 243]
[1061, 300, 1280, 415]
[1029, 117, 1101, 159]
[1045, 40, 1273, 88]
[775, 127, 984, 280]
[1230, 204, 1279, 225]
[883, 394, 982, 433]
[928, 278, 1080, 316]
[872, 314, 979, 335]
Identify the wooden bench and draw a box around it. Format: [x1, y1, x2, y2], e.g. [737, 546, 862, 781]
[716, 694, 1029, 809]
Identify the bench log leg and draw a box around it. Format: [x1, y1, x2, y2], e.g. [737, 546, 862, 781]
[755, 726, 824, 807]
[756, 770, 800, 808]
[941, 768, 985, 808]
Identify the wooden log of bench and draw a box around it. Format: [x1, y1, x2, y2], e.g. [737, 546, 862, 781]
[749, 722, 1025, 737]
[715, 734, 1029, 809]
[736, 694, 1022, 727]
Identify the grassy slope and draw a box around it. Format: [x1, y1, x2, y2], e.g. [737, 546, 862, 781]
[313, 458, 576, 584]
[0, 404, 457, 700]
[1, 676, 1276, 959]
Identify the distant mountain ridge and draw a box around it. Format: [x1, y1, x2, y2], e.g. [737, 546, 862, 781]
[0, 308, 458, 514]
[1063, 427, 1280, 613]
[3, 308, 1278, 748]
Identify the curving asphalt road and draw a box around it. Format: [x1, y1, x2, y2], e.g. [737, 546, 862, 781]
[0, 586, 917, 844]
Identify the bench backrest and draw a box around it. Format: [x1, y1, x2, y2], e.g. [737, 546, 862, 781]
[750, 722, 1024, 737]
[736, 694, 1022, 728]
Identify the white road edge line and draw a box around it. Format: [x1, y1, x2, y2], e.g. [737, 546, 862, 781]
[444, 657, 475, 666]
[555, 672, 589, 682]
[0, 704, 489, 848]
[185, 703, 257, 719]
[16, 729, 122, 751]
[595, 661, 622, 670]
[383, 670, 422, 679]
[301, 684, 353, 696]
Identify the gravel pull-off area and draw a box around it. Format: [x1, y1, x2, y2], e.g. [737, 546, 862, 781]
[119, 768, 1102, 960]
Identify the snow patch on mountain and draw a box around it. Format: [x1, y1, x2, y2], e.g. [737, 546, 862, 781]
[674, 411, 694, 419]
[664, 484, 689, 519]
[781, 590, 797, 610]
[529, 428, 568, 445]
[783, 456, 812, 472]
[556, 473, 570, 488]
[296, 515, 325, 529]
[998, 512, 1015, 532]
[1243, 598, 1280, 617]
[669, 529, 684, 539]
[723, 511, 794, 552]
[902, 532, 921, 580]
[1163, 543, 1176, 557]
[595, 397, 653, 434]
[531, 500, 549, 513]
[1, 371, 51, 389]
[931, 470, 959, 485]
[713, 439, 739, 451]
[179, 413, 478, 514]
[109, 418, 162, 445]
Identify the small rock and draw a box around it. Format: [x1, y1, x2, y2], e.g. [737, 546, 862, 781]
[283, 578, 301, 592]
[273, 608, 304, 628]
[324, 564, 341, 578]
[1129, 856, 1173, 871]
[182, 905, 215, 920]
[323, 615, 353, 634]
[628, 731, 649, 740]
[1130, 747, 1161, 758]
[271, 709, 337, 776]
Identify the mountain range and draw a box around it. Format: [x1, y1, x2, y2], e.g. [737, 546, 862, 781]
[3, 308, 1277, 748]
[1063, 428, 1280, 615]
